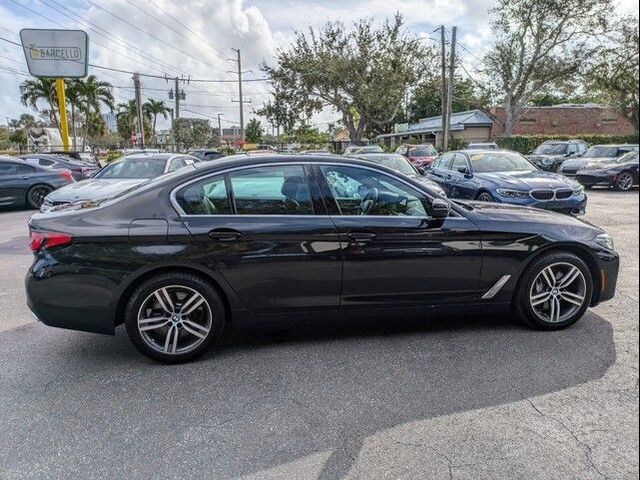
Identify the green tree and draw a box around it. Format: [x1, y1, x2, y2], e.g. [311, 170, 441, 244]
[0, 126, 10, 150]
[19, 78, 60, 129]
[7, 114, 41, 146]
[587, 16, 639, 132]
[262, 14, 431, 141]
[408, 76, 490, 122]
[484, 0, 612, 135]
[65, 79, 83, 150]
[174, 118, 212, 147]
[144, 99, 171, 138]
[116, 100, 151, 143]
[75, 75, 114, 149]
[245, 118, 263, 143]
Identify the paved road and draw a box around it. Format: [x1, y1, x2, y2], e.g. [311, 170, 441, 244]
[0, 191, 638, 480]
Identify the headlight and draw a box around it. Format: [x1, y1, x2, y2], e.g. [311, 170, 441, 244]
[595, 233, 614, 250]
[542, 158, 555, 165]
[496, 189, 529, 198]
[572, 186, 584, 196]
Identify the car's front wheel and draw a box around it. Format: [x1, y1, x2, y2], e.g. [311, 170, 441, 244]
[615, 171, 634, 191]
[515, 252, 593, 329]
[476, 191, 494, 202]
[124, 273, 225, 362]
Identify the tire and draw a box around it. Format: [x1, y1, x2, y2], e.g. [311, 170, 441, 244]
[515, 252, 593, 330]
[124, 272, 225, 363]
[26, 184, 53, 209]
[476, 191, 494, 202]
[614, 171, 634, 191]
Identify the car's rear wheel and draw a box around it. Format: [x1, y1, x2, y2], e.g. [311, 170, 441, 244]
[26, 184, 53, 209]
[615, 171, 634, 191]
[476, 191, 494, 202]
[515, 252, 592, 329]
[125, 273, 225, 362]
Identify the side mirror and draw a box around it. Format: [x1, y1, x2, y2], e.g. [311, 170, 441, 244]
[457, 166, 469, 174]
[431, 198, 451, 219]
[418, 167, 426, 175]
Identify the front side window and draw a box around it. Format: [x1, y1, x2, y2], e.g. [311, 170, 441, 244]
[229, 165, 313, 215]
[177, 174, 231, 215]
[451, 154, 469, 171]
[320, 165, 430, 217]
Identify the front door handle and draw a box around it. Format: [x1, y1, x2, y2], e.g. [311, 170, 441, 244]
[347, 232, 377, 242]
[208, 229, 242, 242]
[446, 174, 453, 180]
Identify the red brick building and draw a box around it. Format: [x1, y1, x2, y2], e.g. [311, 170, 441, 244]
[489, 104, 636, 137]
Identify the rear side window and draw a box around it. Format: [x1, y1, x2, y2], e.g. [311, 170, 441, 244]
[176, 175, 232, 215]
[229, 165, 313, 215]
[438, 153, 454, 170]
[18, 164, 36, 174]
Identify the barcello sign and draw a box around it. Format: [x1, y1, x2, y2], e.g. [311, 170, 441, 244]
[19, 29, 88, 78]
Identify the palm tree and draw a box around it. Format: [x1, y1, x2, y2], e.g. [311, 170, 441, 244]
[19, 78, 59, 129]
[143, 99, 170, 139]
[75, 75, 114, 149]
[116, 100, 138, 143]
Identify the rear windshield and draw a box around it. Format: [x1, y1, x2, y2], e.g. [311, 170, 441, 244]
[365, 155, 416, 176]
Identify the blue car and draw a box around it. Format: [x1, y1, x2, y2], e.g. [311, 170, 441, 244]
[426, 150, 587, 215]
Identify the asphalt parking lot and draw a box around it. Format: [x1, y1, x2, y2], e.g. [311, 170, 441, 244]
[0, 190, 638, 480]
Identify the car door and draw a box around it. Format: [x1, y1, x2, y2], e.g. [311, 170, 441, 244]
[316, 163, 482, 306]
[428, 153, 455, 194]
[174, 163, 342, 313]
[0, 162, 25, 206]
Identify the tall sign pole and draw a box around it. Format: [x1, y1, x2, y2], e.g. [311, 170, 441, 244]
[55, 78, 71, 152]
[443, 26, 457, 151]
[234, 48, 245, 144]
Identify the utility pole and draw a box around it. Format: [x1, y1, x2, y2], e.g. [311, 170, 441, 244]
[440, 25, 447, 151]
[234, 48, 245, 144]
[174, 77, 180, 120]
[133, 72, 145, 148]
[443, 26, 457, 151]
[217, 113, 223, 146]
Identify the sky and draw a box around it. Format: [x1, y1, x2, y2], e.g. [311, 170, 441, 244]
[0, 0, 638, 135]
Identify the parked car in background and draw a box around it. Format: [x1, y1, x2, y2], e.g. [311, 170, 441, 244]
[25, 154, 619, 362]
[41, 153, 197, 212]
[425, 150, 587, 215]
[351, 153, 446, 197]
[18, 153, 100, 181]
[576, 151, 639, 191]
[343, 145, 384, 155]
[50, 150, 99, 166]
[396, 144, 439, 168]
[189, 149, 225, 161]
[299, 149, 333, 155]
[558, 144, 639, 177]
[467, 142, 499, 150]
[0, 156, 74, 209]
[123, 148, 163, 156]
[527, 140, 588, 172]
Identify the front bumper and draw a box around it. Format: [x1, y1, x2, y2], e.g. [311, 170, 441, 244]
[576, 172, 615, 187]
[594, 248, 620, 304]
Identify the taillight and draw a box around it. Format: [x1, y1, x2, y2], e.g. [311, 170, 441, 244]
[29, 231, 73, 252]
[60, 169, 74, 182]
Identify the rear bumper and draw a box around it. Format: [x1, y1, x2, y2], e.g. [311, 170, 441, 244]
[25, 256, 116, 335]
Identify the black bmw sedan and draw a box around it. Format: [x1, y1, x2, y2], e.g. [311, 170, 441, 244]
[26, 155, 620, 362]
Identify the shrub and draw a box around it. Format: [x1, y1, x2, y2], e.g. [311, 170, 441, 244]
[496, 134, 639, 154]
[105, 150, 124, 163]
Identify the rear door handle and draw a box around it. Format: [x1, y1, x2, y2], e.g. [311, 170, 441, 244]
[347, 232, 377, 242]
[208, 229, 242, 242]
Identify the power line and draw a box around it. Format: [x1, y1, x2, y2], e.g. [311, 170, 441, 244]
[83, 0, 230, 74]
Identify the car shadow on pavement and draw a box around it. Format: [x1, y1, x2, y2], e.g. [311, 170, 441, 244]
[0, 311, 615, 480]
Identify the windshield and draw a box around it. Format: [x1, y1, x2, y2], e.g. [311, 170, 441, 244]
[409, 146, 437, 157]
[533, 143, 568, 155]
[359, 146, 383, 153]
[617, 151, 639, 164]
[95, 158, 166, 179]
[470, 152, 536, 173]
[365, 155, 416, 176]
[583, 146, 620, 158]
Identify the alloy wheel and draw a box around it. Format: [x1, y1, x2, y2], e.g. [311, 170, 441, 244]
[477, 192, 493, 202]
[137, 285, 213, 355]
[529, 262, 587, 323]
[29, 186, 52, 208]
[617, 172, 633, 191]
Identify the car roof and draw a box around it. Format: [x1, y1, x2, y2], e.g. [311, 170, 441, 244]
[121, 153, 176, 160]
[542, 139, 586, 144]
[457, 149, 518, 155]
